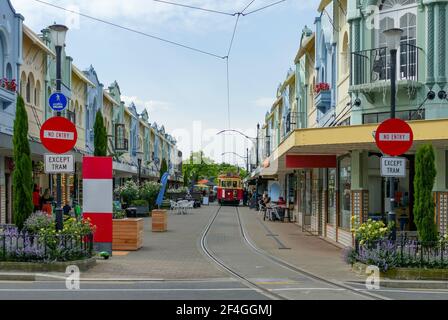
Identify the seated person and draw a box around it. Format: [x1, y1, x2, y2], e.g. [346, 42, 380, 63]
[277, 197, 286, 206]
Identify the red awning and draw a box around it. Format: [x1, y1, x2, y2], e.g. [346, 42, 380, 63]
[286, 155, 337, 169]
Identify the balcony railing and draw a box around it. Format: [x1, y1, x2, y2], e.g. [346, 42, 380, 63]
[351, 43, 420, 87]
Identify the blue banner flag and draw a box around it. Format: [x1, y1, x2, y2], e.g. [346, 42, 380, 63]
[156, 172, 170, 207]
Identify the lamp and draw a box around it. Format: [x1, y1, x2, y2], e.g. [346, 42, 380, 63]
[383, 28, 403, 52]
[48, 24, 68, 47]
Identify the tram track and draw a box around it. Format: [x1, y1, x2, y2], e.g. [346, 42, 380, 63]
[200, 204, 389, 300]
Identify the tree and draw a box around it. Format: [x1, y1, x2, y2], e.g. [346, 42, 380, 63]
[13, 95, 33, 230]
[414, 144, 438, 242]
[94, 110, 107, 156]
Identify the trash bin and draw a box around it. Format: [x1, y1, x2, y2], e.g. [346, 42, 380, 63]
[126, 207, 137, 218]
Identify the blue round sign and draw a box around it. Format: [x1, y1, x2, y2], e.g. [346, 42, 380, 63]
[49, 92, 68, 111]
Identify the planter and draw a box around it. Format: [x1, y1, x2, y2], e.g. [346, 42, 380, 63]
[152, 209, 167, 232]
[112, 218, 144, 251]
[0, 257, 96, 273]
[352, 262, 448, 280]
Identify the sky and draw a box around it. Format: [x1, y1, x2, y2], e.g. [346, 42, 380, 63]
[11, 0, 321, 167]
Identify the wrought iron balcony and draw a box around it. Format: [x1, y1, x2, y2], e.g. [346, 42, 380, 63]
[350, 43, 420, 89]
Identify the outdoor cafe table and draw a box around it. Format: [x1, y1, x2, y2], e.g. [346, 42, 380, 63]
[275, 204, 292, 222]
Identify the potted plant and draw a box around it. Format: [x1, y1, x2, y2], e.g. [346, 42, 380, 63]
[112, 202, 144, 251]
[114, 180, 139, 208]
[139, 181, 161, 213]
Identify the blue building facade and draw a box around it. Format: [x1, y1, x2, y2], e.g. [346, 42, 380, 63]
[0, 0, 23, 135]
[84, 65, 104, 154]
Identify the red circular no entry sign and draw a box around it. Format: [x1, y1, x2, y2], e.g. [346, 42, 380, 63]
[40, 117, 78, 154]
[375, 118, 414, 156]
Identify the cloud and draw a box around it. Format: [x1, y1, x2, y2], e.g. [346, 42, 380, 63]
[253, 97, 274, 109]
[121, 95, 171, 113]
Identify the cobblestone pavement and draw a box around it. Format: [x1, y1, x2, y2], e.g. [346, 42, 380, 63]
[238, 206, 365, 283]
[83, 205, 227, 280]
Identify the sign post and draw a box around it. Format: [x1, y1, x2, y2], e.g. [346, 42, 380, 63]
[375, 118, 414, 240]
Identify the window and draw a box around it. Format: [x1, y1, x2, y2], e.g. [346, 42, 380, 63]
[35, 81, 41, 107]
[233, 181, 238, 188]
[377, 0, 417, 81]
[6, 63, 12, 80]
[327, 168, 336, 225]
[0, 37, 4, 78]
[26, 78, 31, 103]
[338, 155, 351, 230]
[341, 32, 349, 75]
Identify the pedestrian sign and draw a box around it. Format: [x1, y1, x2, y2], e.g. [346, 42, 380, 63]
[49, 92, 68, 111]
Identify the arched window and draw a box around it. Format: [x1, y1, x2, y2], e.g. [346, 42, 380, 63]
[26, 73, 35, 104]
[35, 81, 41, 107]
[341, 32, 349, 74]
[20, 72, 27, 97]
[0, 36, 4, 78]
[6, 63, 12, 80]
[377, 0, 417, 80]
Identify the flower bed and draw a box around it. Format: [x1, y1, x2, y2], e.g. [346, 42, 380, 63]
[0, 213, 95, 263]
[345, 218, 448, 272]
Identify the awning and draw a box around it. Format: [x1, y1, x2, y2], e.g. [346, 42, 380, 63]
[286, 155, 337, 168]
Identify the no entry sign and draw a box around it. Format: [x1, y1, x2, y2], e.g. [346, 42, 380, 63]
[375, 118, 413, 156]
[40, 117, 78, 154]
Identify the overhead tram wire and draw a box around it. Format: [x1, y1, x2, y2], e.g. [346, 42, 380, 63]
[152, 0, 235, 16]
[241, 0, 257, 14]
[33, 0, 226, 60]
[243, 0, 288, 16]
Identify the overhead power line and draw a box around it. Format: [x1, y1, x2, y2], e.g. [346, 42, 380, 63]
[152, 0, 235, 16]
[241, 0, 257, 14]
[243, 0, 287, 16]
[33, 0, 226, 59]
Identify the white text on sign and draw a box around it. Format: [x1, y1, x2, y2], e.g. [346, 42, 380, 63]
[379, 133, 411, 141]
[43, 130, 75, 140]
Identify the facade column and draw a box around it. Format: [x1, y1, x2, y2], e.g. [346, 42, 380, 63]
[351, 151, 369, 224]
[434, 149, 448, 235]
[427, 3, 436, 85]
[0, 156, 5, 224]
[437, 2, 447, 84]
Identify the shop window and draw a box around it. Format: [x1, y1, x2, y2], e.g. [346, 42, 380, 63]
[338, 155, 351, 230]
[327, 168, 336, 225]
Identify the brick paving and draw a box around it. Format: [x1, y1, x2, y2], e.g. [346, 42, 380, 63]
[83, 205, 227, 280]
[238, 206, 365, 282]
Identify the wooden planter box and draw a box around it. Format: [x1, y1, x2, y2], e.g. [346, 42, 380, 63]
[152, 210, 167, 232]
[112, 218, 144, 251]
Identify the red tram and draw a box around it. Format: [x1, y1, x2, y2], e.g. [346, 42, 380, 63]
[217, 174, 243, 206]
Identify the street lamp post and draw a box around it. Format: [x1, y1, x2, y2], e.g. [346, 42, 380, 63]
[383, 27, 403, 241]
[49, 24, 68, 231]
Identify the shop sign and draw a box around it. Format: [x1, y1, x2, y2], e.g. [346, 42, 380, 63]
[381, 157, 406, 178]
[44, 154, 74, 174]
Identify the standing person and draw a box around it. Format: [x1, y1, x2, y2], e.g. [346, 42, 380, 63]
[32, 184, 41, 212]
[40, 189, 53, 216]
[243, 189, 248, 206]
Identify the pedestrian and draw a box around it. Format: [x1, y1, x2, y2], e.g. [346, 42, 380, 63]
[32, 184, 41, 212]
[41, 189, 53, 216]
[243, 189, 248, 206]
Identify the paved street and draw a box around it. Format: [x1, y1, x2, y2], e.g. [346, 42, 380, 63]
[1, 204, 448, 300]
